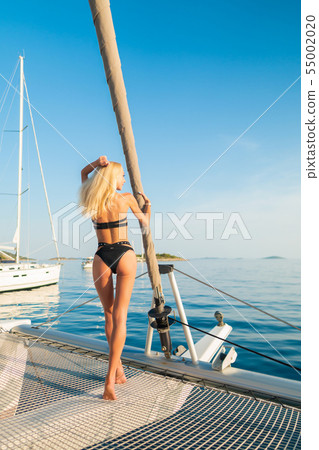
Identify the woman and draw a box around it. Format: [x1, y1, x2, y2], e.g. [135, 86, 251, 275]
[80, 155, 151, 400]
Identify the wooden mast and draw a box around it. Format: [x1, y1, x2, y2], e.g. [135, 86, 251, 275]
[88, 0, 162, 292]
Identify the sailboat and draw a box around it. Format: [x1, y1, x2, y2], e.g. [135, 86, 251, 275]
[81, 256, 94, 269]
[0, 56, 61, 293]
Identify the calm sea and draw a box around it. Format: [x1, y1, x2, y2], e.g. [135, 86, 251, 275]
[0, 258, 301, 381]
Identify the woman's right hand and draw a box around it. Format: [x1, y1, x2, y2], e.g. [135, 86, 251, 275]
[81, 156, 109, 183]
[96, 155, 109, 167]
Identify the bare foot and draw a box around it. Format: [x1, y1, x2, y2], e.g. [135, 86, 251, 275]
[103, 383, 117, 401]
[115, 362, 127, 384]
[115, 371, 127, 384]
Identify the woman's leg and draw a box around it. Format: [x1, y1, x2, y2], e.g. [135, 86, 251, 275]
[93, 254, 114, 339]
[104, 249, 137, 400]
[93, 254, 127, 391]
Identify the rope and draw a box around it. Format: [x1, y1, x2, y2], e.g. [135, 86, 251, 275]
[34, 271, 149, 327]
[174, 268, 301, 331]
[173, 317, 301, 372]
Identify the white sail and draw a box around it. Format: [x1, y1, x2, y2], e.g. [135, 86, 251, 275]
[12, 227, 18, 244]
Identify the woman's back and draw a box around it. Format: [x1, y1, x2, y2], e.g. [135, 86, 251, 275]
[93, 192, 130, 244]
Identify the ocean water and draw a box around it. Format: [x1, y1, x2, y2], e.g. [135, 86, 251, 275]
[0, 258, 301, 381]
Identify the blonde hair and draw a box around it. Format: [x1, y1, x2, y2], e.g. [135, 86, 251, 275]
[79, 161, 123, 219]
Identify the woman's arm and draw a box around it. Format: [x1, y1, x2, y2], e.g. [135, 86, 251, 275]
[81, 155, 109, 183]
[128, 192, 151, 229]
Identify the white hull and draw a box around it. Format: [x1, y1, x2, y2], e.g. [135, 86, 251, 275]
[0, 263, 61, 293]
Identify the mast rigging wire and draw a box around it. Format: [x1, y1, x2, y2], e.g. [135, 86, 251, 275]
[0, 59, 19, 115]
[23, 75, 60, 260]
[174, 268, 301, 331]
[0, 83, 18, 154]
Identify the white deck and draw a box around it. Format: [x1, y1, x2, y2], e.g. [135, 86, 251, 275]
[11, 323, 301, 407]
[0, 329, 301, 449]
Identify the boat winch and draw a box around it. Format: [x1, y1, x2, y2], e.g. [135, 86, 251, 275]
[148, 287, 173, 359]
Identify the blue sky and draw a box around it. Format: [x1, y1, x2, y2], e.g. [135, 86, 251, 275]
[0, 0, 300, 259]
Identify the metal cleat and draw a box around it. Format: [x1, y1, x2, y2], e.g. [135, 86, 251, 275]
[173, 345, 187, 357]
[211, 346, 238, 371]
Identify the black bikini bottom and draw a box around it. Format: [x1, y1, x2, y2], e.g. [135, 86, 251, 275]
[95, 241, 134, 274]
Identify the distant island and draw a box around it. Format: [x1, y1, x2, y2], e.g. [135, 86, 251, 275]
[136, 253, 185, 261]
[49, 257, 80, 261]
[262, 256, 285, 259]
[49, 253, 185, 262]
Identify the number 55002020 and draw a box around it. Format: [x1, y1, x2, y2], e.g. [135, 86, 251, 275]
[306, 15, 316, 75]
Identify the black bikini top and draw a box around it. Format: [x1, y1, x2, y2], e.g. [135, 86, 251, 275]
[92, 216, 128, 230]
